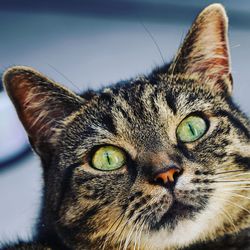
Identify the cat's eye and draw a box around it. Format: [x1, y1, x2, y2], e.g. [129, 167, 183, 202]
[177, 115, 207, 143]
[91, 145, 126, 171]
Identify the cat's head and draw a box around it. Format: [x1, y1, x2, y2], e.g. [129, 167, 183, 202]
[3, 4, 250, 250]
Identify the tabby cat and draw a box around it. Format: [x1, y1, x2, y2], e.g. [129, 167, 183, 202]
[1, 3, 250, 250]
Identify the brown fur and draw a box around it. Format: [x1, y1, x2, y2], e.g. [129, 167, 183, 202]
[2, 4, 250, 250]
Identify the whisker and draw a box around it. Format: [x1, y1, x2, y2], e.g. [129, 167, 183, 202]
[215, 169, 246, 175]
[123, 220, 139, 250]
[118, 218, 134, 249]
[117, 205, 145, 250]
[129, 196, 159, 250]
[205, 201, 237, 232]
[213, 184, 250, 188]
[48, 63, 81, 92]
[220, 207, 237, 232]
[231, 44, 241, 49]
[140, 22, 165, 64]
[220, 191, 250, 200]
[117, 194, 158, 250]
[213, 196, 250, 215]
[118, 217, 131, 250]
[219, 187, 250, 191]
[213, 180, 250, 183]
[137, 217, 147, 250]
[133, 212, 148, 250]
[133, 219, 140, 250]
[118, 208, 145, 250]
[101, 211, 125, 250]
[210, 173, 250, 181]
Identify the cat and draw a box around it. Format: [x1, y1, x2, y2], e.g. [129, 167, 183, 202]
[1, 3, 250, 250]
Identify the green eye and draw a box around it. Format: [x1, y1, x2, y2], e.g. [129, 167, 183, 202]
[91, 146, 126, 171]
[177, 115, 207, 143]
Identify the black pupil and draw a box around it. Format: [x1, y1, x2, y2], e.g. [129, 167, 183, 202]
[188, 123, 196, 136]
[105, 152, 111, 164]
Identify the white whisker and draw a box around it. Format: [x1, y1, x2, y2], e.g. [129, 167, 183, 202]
[215, 169, 246, 175]
[220, 207, 237, 232]
[220, 191, 250, 200]
[213, 181, 250, 184]
[219, 187, 250, 191]
[210, 172, 250, 181]
[213, 196, 250, 215]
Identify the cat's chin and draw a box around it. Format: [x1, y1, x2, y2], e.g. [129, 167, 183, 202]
[149, 200, 200, 231]
[139, 208, 205, 250]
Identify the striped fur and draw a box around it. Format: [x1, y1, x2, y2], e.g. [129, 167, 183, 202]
[2, 4, 250, 250]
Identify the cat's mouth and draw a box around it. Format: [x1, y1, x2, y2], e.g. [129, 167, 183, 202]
[148, 199, 200, 231]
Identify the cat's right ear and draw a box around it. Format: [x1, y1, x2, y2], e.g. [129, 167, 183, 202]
[3, 66, 84, 156]
[167, 4, 232, 95]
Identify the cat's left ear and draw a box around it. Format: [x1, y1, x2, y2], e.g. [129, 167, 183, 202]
[168, 4, 232, 95]
[3, 66, 84, 156]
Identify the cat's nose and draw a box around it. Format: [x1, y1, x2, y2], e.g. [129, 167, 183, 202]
[138, 152, 183, 188]
[153, 166, 182, 187]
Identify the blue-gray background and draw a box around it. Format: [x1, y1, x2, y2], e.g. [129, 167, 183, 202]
[0, 0, 249, 245]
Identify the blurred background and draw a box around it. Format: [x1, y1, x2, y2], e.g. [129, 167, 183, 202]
[0, 0, 249, 246]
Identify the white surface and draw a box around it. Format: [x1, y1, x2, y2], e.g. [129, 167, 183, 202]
[0, 92, 28, 161]
[0, 155, 42, 245]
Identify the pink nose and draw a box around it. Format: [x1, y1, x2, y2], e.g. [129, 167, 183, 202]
[154, 167, 181, 184]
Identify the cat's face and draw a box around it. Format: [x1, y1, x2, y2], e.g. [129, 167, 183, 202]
[3, 4, 250, 250]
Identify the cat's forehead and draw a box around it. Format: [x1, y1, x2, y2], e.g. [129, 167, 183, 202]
[100, 75, 221, 116]
[59, 76, 224, 156]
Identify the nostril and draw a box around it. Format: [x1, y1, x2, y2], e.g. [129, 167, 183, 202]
[173, 169, 181, 180]
[154, 166, 182, 186]
[154, 176, 165, 186]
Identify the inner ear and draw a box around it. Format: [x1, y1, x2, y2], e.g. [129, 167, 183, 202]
[3, 66, 84, 154]
[168, 4, 232, 95]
